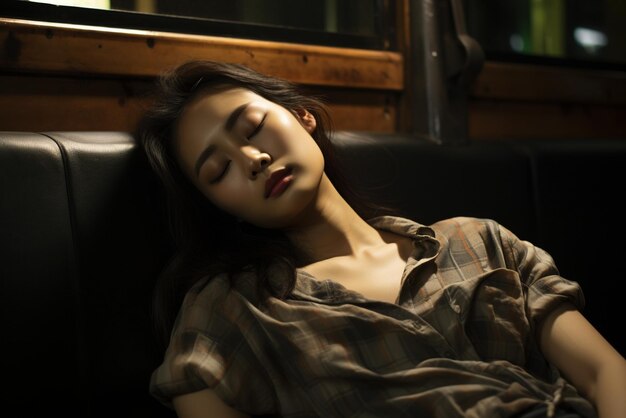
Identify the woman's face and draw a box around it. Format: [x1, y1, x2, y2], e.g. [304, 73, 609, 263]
[174, 87, 325, 229]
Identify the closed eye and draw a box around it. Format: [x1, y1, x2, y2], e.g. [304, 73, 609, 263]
[209, 113, 266, 184]
[209, 160, 231, 184]
[247, 114, 267, 140]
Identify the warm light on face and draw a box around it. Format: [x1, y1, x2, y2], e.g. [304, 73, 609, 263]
[175, 88, 325, 229]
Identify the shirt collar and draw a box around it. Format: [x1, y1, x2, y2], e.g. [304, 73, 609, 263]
[367, 215, 436, 240]
[289, 216, 441, 303]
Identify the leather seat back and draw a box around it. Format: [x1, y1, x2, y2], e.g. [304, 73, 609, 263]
[1, 131, 174, 418]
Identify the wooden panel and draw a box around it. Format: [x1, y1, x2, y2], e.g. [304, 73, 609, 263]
[469, 99, 626, 140]
[0, 18, 403, 91]
[307, 87, 398, 133]
[472, 62, 626, 105]
[0, 74, 397, 132]
[469, 61, 626, 139]
[0, 74, 153, 132]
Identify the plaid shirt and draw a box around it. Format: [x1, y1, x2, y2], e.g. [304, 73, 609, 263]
[150, 216, 596, 418]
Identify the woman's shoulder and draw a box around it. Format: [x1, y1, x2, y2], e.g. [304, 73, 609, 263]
[368, 214, 508, 246]
[152, 271, 274, 411]
[428, 216, 511, 253]
[370, 214, 503, 232]
[430, 215, 503, 235]
[173, 273, 254, 333]
[182, 273, 232, 309]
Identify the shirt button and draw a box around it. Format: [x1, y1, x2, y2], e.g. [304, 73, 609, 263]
[452, 304, 461, 314]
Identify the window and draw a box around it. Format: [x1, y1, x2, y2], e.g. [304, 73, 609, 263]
[6, 0, 396, 50]
[465, 0, 626, 70]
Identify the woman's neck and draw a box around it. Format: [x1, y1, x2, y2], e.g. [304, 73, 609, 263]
[283, 174, 387, 266]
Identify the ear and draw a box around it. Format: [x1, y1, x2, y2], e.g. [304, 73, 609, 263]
[295, 108, 317, 134]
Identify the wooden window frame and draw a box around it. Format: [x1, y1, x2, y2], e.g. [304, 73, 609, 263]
[2, 0, 625, 139]
[0, 17, 404, 132]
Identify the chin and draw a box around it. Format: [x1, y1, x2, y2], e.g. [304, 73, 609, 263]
[256, 188, 318, 229]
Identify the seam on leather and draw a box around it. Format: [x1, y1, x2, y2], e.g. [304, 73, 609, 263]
[38, 131, 89, 406]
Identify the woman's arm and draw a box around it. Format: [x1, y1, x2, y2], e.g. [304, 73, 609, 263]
[538, 303, 626, 418]
[173, 389, 252, 418]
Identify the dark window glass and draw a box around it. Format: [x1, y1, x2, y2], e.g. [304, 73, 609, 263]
[465, 0, 626, 69]
[5, 0, 394, 50]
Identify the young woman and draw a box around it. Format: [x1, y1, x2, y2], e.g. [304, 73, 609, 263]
[139, 60, 626, 418]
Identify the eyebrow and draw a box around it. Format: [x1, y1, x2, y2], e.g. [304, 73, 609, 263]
[193, 102, 250, 177]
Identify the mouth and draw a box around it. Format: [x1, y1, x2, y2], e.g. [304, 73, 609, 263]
[265, 166, 294, 199]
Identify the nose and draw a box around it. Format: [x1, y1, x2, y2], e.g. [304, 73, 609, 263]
[239, 145, 271, 179]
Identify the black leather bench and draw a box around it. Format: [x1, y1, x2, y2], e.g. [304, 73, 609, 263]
[2, 131, 625, 418]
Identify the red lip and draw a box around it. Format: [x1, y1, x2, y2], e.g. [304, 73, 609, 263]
[264, 167, 294, 198]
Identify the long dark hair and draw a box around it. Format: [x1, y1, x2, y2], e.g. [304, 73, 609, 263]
[138, 60, 386, 348]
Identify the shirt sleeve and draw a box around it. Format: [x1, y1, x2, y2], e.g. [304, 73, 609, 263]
[497, 223, 586, 328]
[149, 274, 276, 414]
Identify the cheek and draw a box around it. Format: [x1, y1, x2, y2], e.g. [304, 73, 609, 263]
[208, 187, 246, 215]
[261, 113, 314, 157]
[291, 136, 324, 170]
[205, 178, 254, 217]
